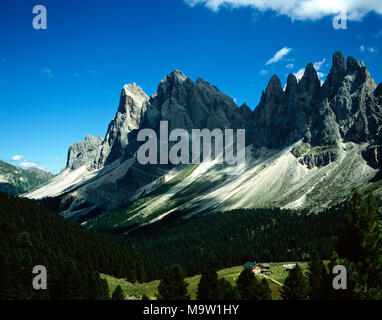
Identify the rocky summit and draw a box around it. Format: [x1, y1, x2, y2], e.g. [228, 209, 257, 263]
[26, 52, 382, 226]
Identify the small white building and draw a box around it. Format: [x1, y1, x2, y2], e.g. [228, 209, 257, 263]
[283, 264, 296, 270]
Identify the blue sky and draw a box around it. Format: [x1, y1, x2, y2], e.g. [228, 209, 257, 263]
[1, 0, 382, 173]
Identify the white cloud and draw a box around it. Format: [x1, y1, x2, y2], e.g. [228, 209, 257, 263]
[313, 58, 326, 71]
[293, 68, 306, 81]
[184, 0, 382, 21]
[286, 63, 294, 69]
[11, 155, 24, 161]
[41, 68, 53, 78]
[266, 47, 292, 65]
[19, 161, 38, 168]
[361, 45, 378, 55]
[260, 69, 269, 75]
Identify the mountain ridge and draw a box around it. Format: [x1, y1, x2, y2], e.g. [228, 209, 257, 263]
[26, 51, 382, 225]
[0, 159, 54, 195]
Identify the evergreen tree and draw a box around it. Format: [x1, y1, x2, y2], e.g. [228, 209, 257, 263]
[112, 285, 125, 300]
[280, 264, 308, 300]
[259, 278, 272, 300]
[157, 265, 190, 300]
[0, 252, 11, 299]
[236, 268, 271, 300]
[197, 269, 219, 300]
[307, 251, 330, 300]
[100, 279, 110, 300]
[216, 279, 241, 300]
[334, 193, 382, 299]
[142, 294, 150, 300]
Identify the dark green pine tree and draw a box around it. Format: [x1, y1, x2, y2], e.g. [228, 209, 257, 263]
[236, 268, 271, 300]
[216, 279, 241, 300]
[100, 279, 110, 300]
[280, 264, 308, 300]
[197, 269, 219, 300]
[259, 278, 272, 300]
[87, 272, 110, 300]
[236, 268, 255, 300]
[0, 252, 11, 299]
[307, 250, 330, 300]
[112, 285, 125, 300]
[157, 265, 190, 300]
[333, 193, 382, 299]
[142, 294, 150, 300]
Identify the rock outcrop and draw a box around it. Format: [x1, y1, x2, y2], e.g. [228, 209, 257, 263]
[67, 135, 103, 170]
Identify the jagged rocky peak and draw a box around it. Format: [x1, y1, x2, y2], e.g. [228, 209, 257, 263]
[67, 135, 103, 170]
[118, 83, 148, 115]
[239, 103, 252, 120]
[157, 70, 189, 97]
[298, 63, 321, 95]
[346, 56, 364, 74]
[322, 51, 346, 98]
[94, 83, 150, 168]
[255, 75, 285, 123]
[265, 75, 284, 96]
[143, 70, 246, 132]
[285, 73, 298, 95]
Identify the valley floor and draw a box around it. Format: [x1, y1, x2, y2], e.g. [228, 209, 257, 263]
[102, 261, 319, 300]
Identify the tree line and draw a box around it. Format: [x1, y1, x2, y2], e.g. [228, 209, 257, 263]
[0, 192, 163, 300]
[123, 206, 346, 276]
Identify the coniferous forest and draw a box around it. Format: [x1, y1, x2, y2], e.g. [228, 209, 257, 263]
[0, 192, 162, 300]
[0, 190, 381, 300]
[121, 206, 347, 276]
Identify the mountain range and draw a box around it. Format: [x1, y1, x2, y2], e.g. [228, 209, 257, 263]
[0, 160, 54, 195]
[25, 52, 382, 230]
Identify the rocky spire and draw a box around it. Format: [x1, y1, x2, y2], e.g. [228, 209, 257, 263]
[264, 75, 284, 98]
[94, 83, 149, 168]
[298, 63, 321, 97]
[285, 73, 298, 96]
[256, 75, 285, 123]
[239, 102, 252, 120]
[322, 51, 346, 99]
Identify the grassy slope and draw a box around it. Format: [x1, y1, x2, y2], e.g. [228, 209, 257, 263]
[102, 261, 320, 300]
[87, 165, 199, 232]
